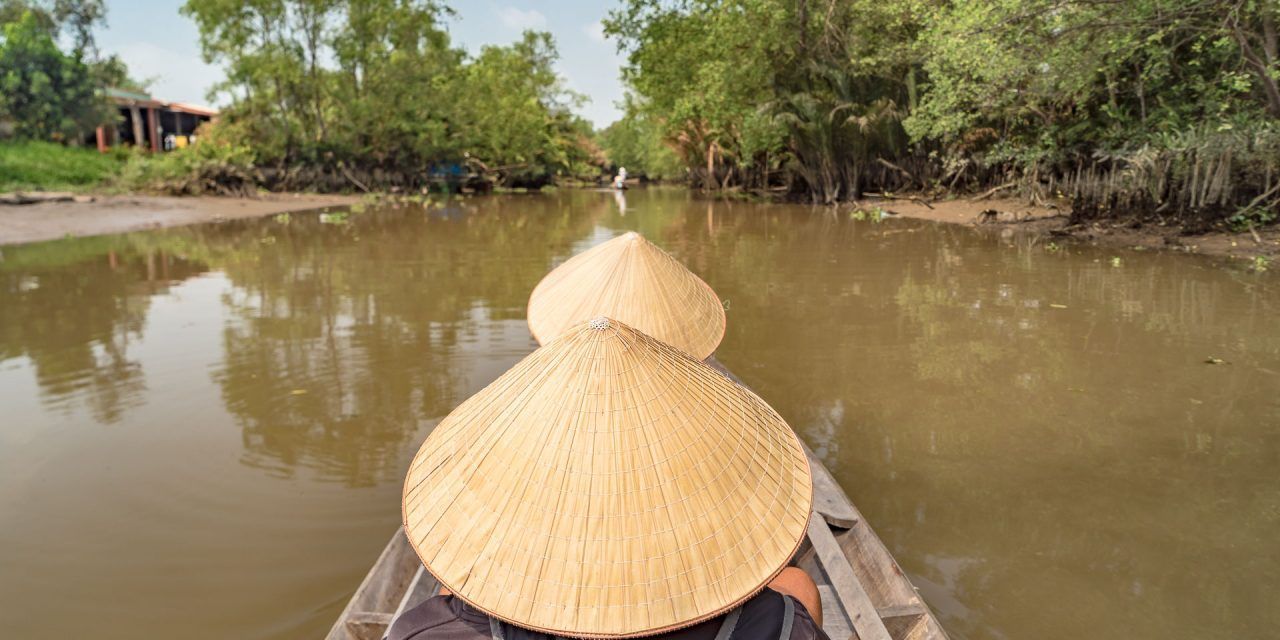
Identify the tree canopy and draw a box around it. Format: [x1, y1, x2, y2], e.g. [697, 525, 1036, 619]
[605, 0, 1280, 219]
[0, 0, 139, 141]
[181, 0, 600, 187]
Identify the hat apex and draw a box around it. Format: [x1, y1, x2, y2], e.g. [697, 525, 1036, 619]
[527, 233, 726, 359]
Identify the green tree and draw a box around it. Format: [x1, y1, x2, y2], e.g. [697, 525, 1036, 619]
[606, 0, 925, 201]
[903, 0, 1280, 218]
[907, 0, 1280, 155]
[0, 10, 103, 140]
[181, 0, 593, 188]
[607, 0, 1280, 219]
[452, 31, 590, 185]
[0, 0, 105, 56]
[597, 97, 682, 180]
[607, 0, 784, 190]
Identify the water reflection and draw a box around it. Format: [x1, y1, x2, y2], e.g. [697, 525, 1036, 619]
[0, 245, 209, 423]
[0, 188, 1278, 640]
[204, 200, 605, 485]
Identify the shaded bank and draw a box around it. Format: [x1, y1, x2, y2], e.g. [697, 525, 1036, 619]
[867, 196, 1280, 263]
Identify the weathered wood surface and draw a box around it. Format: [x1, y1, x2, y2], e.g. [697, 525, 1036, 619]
[325, 530, 422, 640]
[807, 516, 892, 640]
[328, 359, 949, 640]
[0, 191, 89, 205]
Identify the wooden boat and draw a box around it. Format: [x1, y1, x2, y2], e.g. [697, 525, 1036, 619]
[326, 357, 949, 640]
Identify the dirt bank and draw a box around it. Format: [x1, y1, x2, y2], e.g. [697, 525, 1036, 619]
[0, 193, 359, 246]
[870, 195, 1280, 262]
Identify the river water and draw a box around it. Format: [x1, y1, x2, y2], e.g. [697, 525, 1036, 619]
[1, 188, 1277, 639]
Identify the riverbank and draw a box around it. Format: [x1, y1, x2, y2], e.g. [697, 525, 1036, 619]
[871, 195, 1280, 263]
[0, 193, 358, 246]
[4, 187, 1276, 264]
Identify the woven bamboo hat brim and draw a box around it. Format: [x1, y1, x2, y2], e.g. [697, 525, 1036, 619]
[402, 317, 812, 638]
[527, 232, 726, 360]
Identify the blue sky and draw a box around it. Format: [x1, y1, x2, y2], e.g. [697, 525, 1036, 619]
[95, 1, 628, 127]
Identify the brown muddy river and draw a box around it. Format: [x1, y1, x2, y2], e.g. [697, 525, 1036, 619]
[1, 188, 1277, 639]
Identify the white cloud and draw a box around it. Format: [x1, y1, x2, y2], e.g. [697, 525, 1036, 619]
[496, 7, 547, 31]
[583, 21, 606, 43]
[114, 41, 224, 107]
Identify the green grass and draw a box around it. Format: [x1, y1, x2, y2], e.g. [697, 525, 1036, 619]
[0, 141, 127, 192]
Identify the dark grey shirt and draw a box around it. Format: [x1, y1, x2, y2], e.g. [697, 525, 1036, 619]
[387, 589, 827, 640]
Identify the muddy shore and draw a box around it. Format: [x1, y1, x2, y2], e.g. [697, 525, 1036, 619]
[2, 189, 1275, 263]
[870, 195, 1280, 262]
[0, 193, 358, 246]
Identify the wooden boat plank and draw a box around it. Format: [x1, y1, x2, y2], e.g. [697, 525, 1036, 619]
[817, 585, 853, 638]
[325, 530, 421, 640]
[807, 516, 893, 640]
[390, 566, 425, 624]
[834, 501, 925, 607]
[801, 440, 860, 528]
[344, 611, 393, 640]
[876, 603, 927, 620]
[391, 564, 441, 624]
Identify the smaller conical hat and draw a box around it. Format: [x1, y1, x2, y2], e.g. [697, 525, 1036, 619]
[527, 232, 726, 359]
[403, 317, 812, 638]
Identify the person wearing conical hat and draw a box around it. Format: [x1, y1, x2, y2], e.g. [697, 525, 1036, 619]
[391, 318, 828, 640]
[527, 232, 726, 360]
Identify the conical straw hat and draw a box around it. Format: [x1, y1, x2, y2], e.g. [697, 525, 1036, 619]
[402, 317, 812, 638]
[527, 232, 726, 359]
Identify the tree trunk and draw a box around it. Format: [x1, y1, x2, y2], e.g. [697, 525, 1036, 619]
[1232, 14, 1280, 118]
[705, 142, 717, 191]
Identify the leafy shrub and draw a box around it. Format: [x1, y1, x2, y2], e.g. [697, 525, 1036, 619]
[116, 121, 259, 196]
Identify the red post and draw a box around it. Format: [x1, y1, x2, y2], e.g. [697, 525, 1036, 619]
[95, 126, 107, 153]
[146, 108, 160, 152]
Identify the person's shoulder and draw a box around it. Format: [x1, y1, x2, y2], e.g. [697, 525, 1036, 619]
[736, 589, 785, 638]
[386, 595, 488, 640]
[738, 589, 827, 640]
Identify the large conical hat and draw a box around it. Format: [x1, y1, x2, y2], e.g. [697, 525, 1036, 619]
[527, 232, 726, 359]
[402, 317, 812, 638]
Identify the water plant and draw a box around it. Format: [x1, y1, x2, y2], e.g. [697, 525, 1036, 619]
[1227, 207, 1277, 233]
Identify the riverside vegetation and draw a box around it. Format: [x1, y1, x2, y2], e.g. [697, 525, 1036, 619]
[605, 0, 1280, 232]
[3, 0, 1280, 233]
[0, 0, 603, 194]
